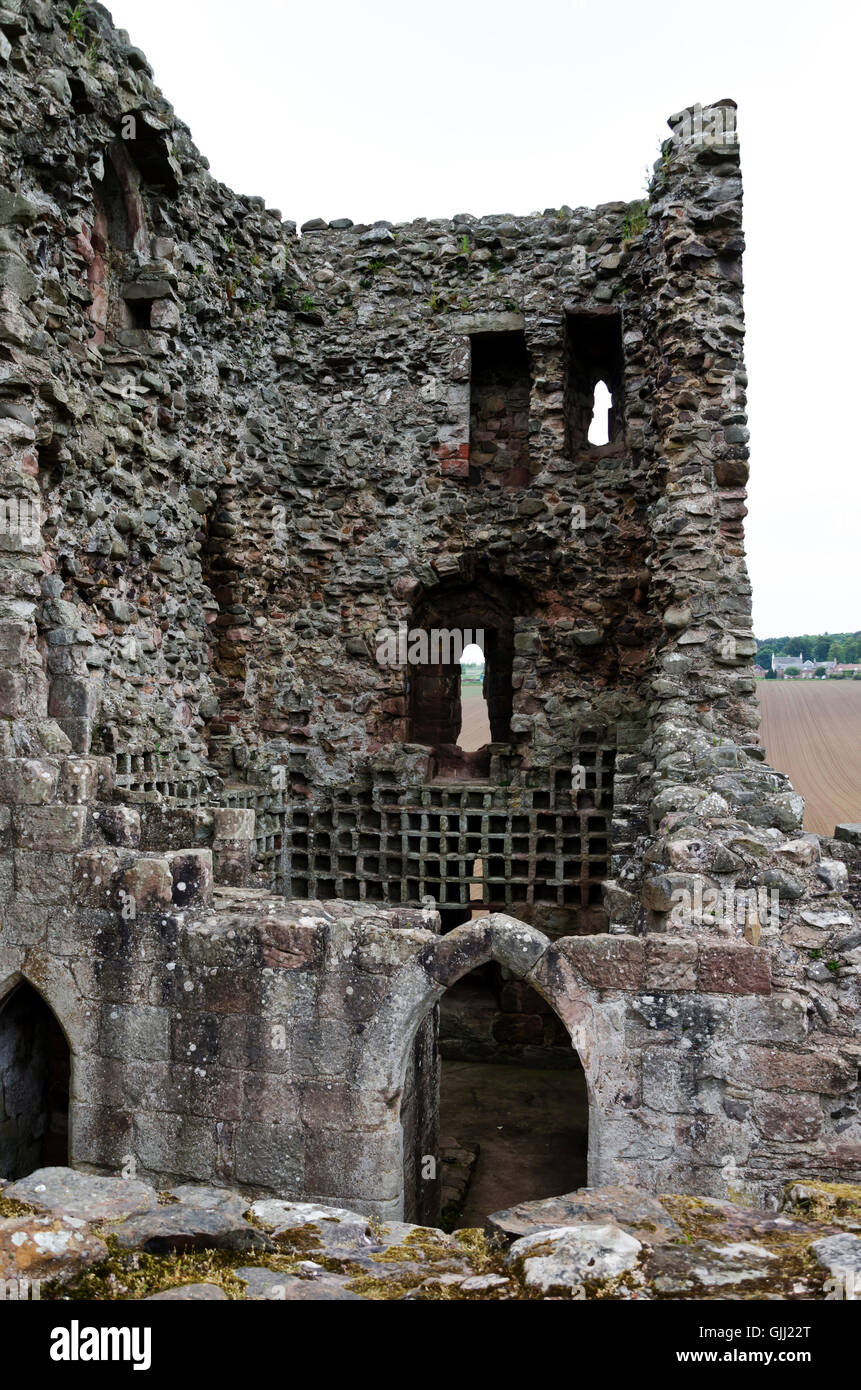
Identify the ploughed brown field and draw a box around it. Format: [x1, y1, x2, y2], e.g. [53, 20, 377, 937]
[458, 683, 492, 750]
[459, 680, 861, 837]
[756, 680, 861, 836]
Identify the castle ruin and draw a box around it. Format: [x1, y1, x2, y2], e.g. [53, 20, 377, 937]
[0, 0, 859, 1225]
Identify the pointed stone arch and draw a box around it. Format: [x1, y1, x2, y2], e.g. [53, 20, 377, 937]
[0, 951, 92, 1179]
[0, 975, 72, 1180]
[352, 914, 603, 1220]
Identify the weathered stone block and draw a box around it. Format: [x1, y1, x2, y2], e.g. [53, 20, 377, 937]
[735, 992, 807, 1043]
[13, 850, 73, 904]
[753, 1095, 822, 1143]
[117, 856, 173, 916]
[60, 756, 114, 804]
[212, 808, 256, 842]
[0, 670, 26, 717]
[14, 804, 86, 851]
[100, 1003, 172, 1063]
[561, 935, 644, 991]
[737, 1046, 856, 1094]
[698, 944, 770, 994]
[645, 937, 698, 990]
[213, 843, 254, 887]
[48, 674, 100, 721]
[93, 804, 141, 846]
[234, 1121, 303, 1189]
[0, 758, 58, 804]
[165, 848, 214, 907]
[73, 848, 120, 907]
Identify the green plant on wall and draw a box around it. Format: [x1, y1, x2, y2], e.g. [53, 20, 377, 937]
[66, 4, 86, 40]
[622, 200, 648, 242]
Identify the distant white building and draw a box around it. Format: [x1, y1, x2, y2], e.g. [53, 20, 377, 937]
[770, 653, 836, 678]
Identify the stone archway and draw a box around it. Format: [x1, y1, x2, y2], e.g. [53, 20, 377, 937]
[0, 979, 71, 1180]
[354, 915, 602, 1221]
[0, 954, 90, 1181]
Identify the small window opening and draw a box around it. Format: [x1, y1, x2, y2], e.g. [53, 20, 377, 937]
[468, 331, 532, 487]
[565, 311, 625, 456]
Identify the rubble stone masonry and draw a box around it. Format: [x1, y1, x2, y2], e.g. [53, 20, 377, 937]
[0, 1, 858, 1219]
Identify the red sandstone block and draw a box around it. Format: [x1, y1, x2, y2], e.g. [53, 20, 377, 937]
[0, 758, 59, 805]
[257, 916, 322, 970]
[59, 756, 114, 804]
[560, 935, 644, 991]
[165, 848, 213, 907]
[14, 804, 87, 851]
[117, 856, 173, 915]
[698, 944, 770, 995]
[753, 1095, 822, 1143]
[737, 1046, 855, 1095]
[213, 843, 254, 887]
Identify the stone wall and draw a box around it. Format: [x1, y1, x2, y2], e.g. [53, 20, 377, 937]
[0, 0, 858, 1218]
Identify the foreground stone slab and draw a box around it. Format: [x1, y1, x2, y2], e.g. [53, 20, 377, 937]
[487, 1186, 681, 1244]
[648, 1239, 778, 1294]
[810, 1233, 861, 1280]
[249, 1199, 370, 1231]
[111, 1206, 272, 1255]
[235, 1266, 362, 1301]
[4, 1167, 158, 1223]
[507, 1223, 641, 1292]
[0, 1215, 108, 1284]
[166, 1185, 251, 1221]
[250, 1199, 377, 1257]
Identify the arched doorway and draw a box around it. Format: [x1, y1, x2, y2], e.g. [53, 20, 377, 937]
[438, 965, 587, 1229]
[0, 981, 71, 1180]
[359, 917, 598, 1224]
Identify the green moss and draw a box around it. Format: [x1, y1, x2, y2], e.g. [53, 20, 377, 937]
[660, 1194, 725, 1242]
[41, 1233, 319, 1302]
[0, 1195, 38, 1219]
[452, 1227, 503, 1272]
[783, 1180, 861, 1226]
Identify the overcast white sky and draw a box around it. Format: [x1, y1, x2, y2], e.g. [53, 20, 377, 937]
[107, 0, 859, 640]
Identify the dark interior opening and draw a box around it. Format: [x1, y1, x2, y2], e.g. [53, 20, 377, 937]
[0, 982, 70, 1181]
[469, 331, 532, 487]
[565, 310, 625, 456]
[402, 968, 587, 1227]
[123, 295, 153, 329]
[93, 153, 133, 254]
